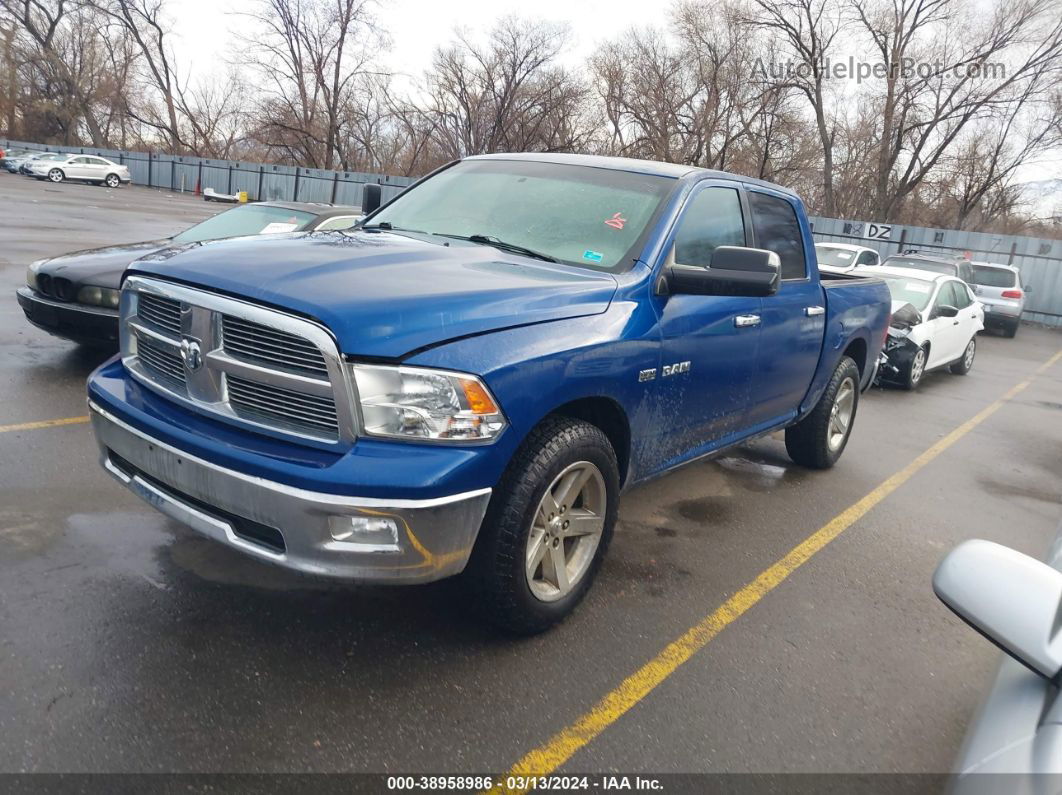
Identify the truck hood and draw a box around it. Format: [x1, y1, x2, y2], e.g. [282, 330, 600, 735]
[128, 230, 619, 358]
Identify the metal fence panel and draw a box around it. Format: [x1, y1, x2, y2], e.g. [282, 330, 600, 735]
[810, 214, 1062, 327]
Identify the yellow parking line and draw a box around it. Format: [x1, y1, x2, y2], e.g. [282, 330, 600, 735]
[0, 415, 89, 434]
[493, 348, 1062, 790]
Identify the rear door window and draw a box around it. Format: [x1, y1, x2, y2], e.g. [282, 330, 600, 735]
[748, 192, 807, 280]
[972, 265, 1017, 287]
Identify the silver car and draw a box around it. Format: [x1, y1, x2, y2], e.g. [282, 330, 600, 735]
[29, 153, 131, 188]
[970, 262, 1025, 337]
[935, 525, 1062, 786]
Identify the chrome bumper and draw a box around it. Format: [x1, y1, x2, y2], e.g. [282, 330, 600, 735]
[89, 401, 492, 583]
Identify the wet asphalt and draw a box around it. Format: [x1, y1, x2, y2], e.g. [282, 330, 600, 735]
[1, 175, 1061, 775]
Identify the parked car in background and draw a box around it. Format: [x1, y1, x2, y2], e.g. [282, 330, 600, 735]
[27, 153, 131, 187]
[862, 265, 984, 389]
[86, 152, 891, 633]
[934, 527, 1062, 780]
[2, 150, 40, 173]
[20, 152, 65, 175]
[0, 147, 31, 168]
[970, 261, 1025, 338]
[17, 201, 363, 346]
[814, 242, 880, 272]
[881, 252, 976, 284]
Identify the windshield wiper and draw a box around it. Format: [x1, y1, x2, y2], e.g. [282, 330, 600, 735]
[434, 233, 558, 263]
[360, 222, 424, 233]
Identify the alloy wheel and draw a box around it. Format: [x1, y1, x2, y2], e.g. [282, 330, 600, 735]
[827, 377, 856, 452]
[910, 349, 926, 385]
[525, 461, 606, 602]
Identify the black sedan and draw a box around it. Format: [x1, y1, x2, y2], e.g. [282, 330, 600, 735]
[17, 201, 363, 346]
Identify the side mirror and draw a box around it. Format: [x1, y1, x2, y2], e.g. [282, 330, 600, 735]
[1024, 284, 1034, 294]
[934, 539, 1062, 679]
[361, 183, 382, 215]
[667, 246, 780, 297]
[934, 304, 959, 318]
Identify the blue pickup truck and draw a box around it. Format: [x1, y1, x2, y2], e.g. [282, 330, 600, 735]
[87, 153, 891, 633]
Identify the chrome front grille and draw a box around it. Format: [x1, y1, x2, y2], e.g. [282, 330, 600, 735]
[136, 333, 186, 386]
[120, 276, 356, 446]
[227, 376, 339, 435]
[137, 294, 182, 336]
[221, 314, 329, 377]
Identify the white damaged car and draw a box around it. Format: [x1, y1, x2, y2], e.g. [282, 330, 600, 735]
[858, 265, 985, 390]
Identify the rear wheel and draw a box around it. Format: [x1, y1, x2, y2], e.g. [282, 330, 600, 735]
[902, 345, 928, 390]
[785, 356, 860, 469]
[465, 416, 619, 635]
[1002, 319, 1019, 338]
[47, 168, 64, 183]
[104, 173, 121, 188]
[950, 338, 976, 375]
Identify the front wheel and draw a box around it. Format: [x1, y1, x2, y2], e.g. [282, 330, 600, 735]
[785, 356, 860, 470]
[465, 416, 619, 635]
[104, 173, 121, 188]
[950, 338, 976, 375]
[48, 168, 64, 183]
[902, 345, 928, 390]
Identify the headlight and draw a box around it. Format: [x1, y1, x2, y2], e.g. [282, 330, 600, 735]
[26, 259, 44, 290]
[77, 285, 121, 308]
[351, 364, 507, 442]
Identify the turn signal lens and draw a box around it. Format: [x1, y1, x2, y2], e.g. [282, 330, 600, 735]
[461, 379, 498, 415]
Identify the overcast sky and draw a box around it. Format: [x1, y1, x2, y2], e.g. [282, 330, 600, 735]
[168, 0, 1061, 185]
[172, 0, 651, 81]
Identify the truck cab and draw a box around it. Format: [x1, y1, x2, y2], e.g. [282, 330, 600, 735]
[87, 153, 891, 634]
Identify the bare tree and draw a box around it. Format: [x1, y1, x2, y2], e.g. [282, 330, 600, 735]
[852, 0, 1062, 219]
[1, 0, 110, 143]
[423, 18, 590, 159]
[745, 0, 847, 214]
[239, 0, 382, 169]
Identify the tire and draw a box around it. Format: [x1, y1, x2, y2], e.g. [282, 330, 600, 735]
[47, 168, 64, 183]
[950, 338, 976, 375]
[1002, 320, 1018, 338]
[104, 173, 121, 188]
[785, 356, 861, 470]
[465, 416, 619, 635]
[902, 345, 928, 391]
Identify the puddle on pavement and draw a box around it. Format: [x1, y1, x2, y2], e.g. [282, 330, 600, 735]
[978, 478, 1061, 505]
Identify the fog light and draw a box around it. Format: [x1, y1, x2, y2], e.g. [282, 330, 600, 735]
[328, 515, 400, 548]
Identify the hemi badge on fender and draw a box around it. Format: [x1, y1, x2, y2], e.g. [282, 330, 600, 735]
[638, 369, 657, 382]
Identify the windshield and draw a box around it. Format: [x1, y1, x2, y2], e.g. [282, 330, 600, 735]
[972, 265, 1017, 288]
[815, 246, 858, 267]
[367, 159, 675, 270]
[879, 275, 935, 311]
[172, 204, 317, 244]
[883, 256, 956, 276]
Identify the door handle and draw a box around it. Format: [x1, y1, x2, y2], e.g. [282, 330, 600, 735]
[734, 314, 761, 328]
[805, 306, 825, 316]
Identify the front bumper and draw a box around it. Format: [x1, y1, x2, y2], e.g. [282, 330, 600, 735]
[17, 287, 119, 345]
[89, 400, 492, 583]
